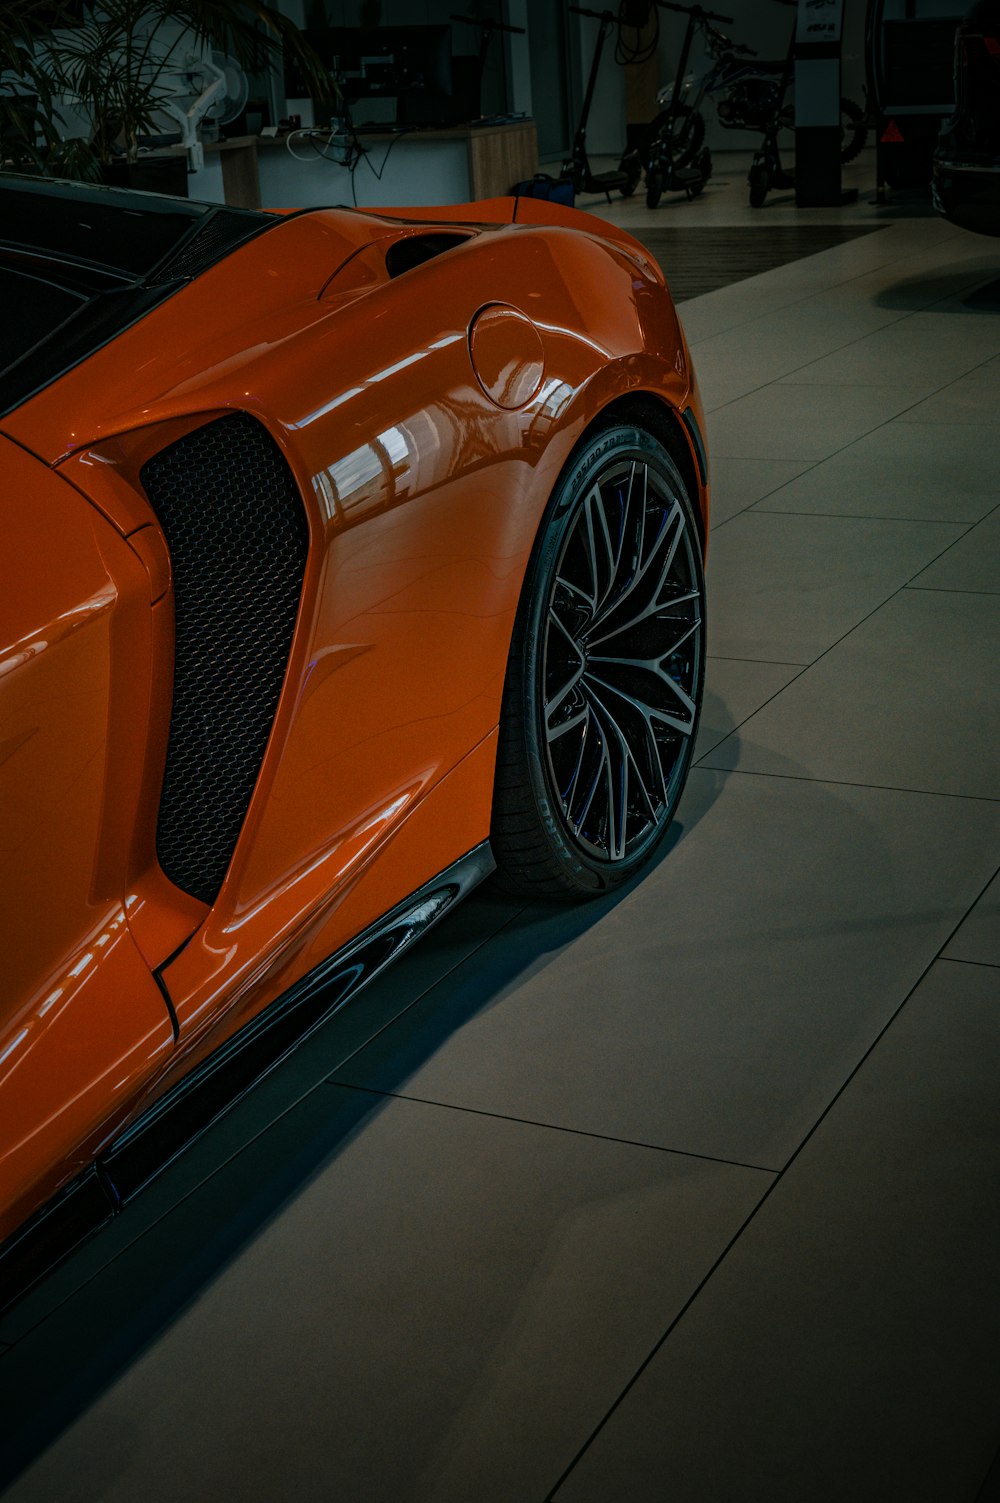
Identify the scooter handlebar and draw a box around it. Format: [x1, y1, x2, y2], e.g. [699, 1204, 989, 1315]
[654, 1, 735, 23]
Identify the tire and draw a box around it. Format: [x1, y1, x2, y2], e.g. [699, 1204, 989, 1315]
[645, 166, 663, 209]
[748, 160, 769, 207]
[648, 104, 706, 170]
[490, 423, 706, 898]
[619, 149, 642, 197]
[689, 147, 712, 196]
[839, 96, 867, 164]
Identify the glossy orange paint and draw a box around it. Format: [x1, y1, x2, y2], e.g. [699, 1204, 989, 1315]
[0, 196, 708, 1238]
[0, 437, 176, 1239]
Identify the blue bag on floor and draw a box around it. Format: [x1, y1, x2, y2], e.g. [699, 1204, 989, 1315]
[512, 173, 575, 207]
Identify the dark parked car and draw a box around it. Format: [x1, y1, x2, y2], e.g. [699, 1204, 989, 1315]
[933, 0, 1000, 234]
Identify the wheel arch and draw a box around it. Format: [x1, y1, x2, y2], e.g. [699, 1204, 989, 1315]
[575, 391, 708, 551]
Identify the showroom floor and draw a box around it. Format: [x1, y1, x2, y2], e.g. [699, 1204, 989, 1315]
[2, 152, 999, 1502]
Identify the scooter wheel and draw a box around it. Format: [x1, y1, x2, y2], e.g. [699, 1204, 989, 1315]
[748, 161, 770, 208]
[648, 106, 705, 170]
[645, 168, 663, 210]
[839, 97, 867, 165]
[620, 150, 642, 198]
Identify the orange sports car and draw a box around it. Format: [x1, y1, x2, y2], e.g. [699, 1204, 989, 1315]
[0, 174, 709, 1302]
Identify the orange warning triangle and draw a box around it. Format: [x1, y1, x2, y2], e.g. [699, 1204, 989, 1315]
[881, 120, 905, 143]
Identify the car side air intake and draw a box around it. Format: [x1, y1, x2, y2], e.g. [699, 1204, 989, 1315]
[140, 412, 309, 904]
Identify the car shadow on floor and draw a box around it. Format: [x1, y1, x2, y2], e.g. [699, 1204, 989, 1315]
[874, 258, 1000, 311]
[0, 756, 728, 1490]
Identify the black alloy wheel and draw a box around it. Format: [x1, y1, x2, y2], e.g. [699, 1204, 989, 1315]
[491, 423, 705, 897]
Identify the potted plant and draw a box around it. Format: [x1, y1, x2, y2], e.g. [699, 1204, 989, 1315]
[4, 0, 331, 188]
[0, 2, 86, 175]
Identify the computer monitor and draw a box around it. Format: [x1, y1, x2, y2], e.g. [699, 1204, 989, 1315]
[288, 25, 455, 126]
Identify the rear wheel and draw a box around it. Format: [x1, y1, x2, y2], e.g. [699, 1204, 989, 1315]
[491, 423, 706, 898]
[620, 149, 642, 197]
[649, 104, 706, 169]
[839, 96, 867, 164]
[749, 160, 770, 207]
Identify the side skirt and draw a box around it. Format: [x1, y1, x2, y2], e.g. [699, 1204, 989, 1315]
[0, 841, 496, 1315]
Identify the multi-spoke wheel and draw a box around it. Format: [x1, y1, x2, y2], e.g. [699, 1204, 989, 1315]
[491, 422, 706, 897]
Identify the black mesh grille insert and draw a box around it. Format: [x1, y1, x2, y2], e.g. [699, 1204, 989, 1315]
[146, 209, 271, 286]
[140, 413, 309, 904]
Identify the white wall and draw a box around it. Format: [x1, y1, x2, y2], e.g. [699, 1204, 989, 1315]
[568, 10, 627, 159]
[257, 133, 469, 207]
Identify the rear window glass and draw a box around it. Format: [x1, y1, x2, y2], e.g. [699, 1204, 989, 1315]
[0, 266, 86, 369]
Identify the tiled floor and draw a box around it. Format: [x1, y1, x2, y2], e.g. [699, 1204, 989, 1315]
[1, 153, 998, 1502]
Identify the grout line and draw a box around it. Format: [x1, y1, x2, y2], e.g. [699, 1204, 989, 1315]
[695, 669, 810, 766]
[728, 508, 972, 527]
[706, 654, 810, 666]
[905, 585, 1000, 597]
[895, 416, 1000, 428]
[686, 239, 993, 355]
[707, 459, 823, 531]
[900, 499, 1000, 591]
[718, 508, 974, 526]
[938, 955, 1000, 972]
[692, 764, 1000, 804]
[322, 1083, 779, 1177]
[705, 510, 988, 695]
[684, 238, 965, 348]
[704, 357, 1000, 526]
[543, 859, 1000, 1501]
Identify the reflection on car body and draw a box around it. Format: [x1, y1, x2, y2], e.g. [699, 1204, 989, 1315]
[0, 175, 709, 1307]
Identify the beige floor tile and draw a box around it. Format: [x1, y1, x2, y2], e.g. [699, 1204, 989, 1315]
[695, 658, 804, 761]
[0, 1090, 769, 1503]
[704, 589, 1000, 798]
[908, 506, 1000, 594]
[706, 510, 964, 662]
[754, 418, 1000, 523]
[708, 456, 814, 527]
[553, 960, 1000, 1503]
[707, 383, 928, 461]
[894, 363, 1000, 424]
[943, 870, 1000, 967]
[328, 771, 1000, 1170]
[780, 311, 1000, 387]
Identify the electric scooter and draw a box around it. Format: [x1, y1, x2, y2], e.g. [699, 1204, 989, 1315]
[562, 5, 643, 201]
[449, 12, 527, 118]
[645, 0, 721, 209]
[652, 16, 866, 169]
